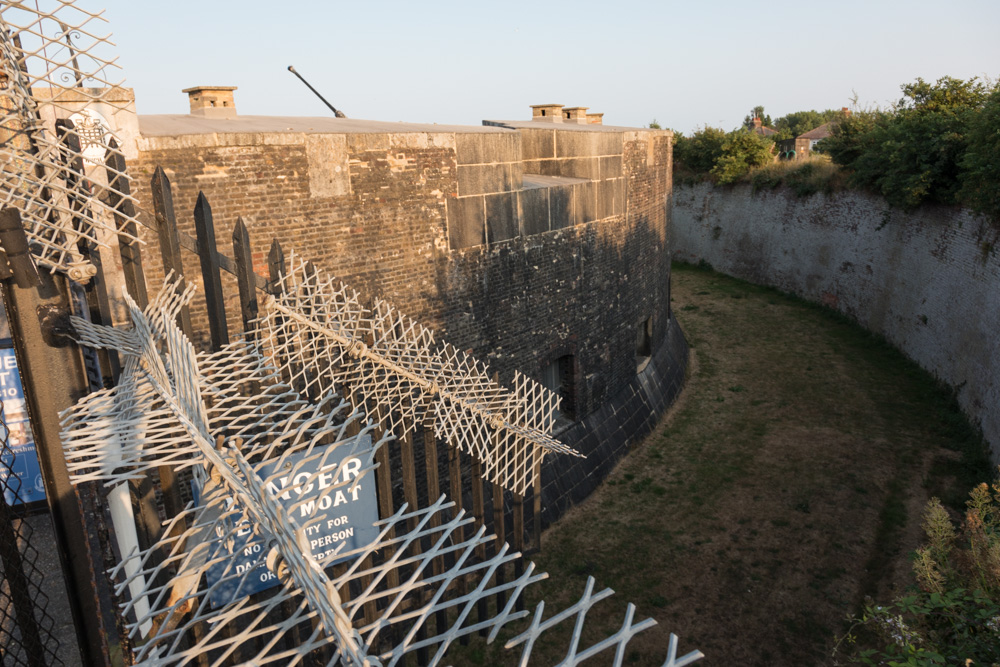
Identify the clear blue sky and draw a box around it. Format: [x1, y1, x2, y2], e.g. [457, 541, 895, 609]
[97, 0, 999, 134]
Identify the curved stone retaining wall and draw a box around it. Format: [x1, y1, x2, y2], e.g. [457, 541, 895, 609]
[672, 182, 1000, 461]
[542, 315, 689, 528]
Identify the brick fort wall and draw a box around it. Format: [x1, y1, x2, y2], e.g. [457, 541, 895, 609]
[129, 121, 687, 523]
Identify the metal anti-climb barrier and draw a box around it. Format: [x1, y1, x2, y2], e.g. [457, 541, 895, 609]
[60, 274, 703, 666]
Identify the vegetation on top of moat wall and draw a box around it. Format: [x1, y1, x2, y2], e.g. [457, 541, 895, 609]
[671, 181, 1000, 469]
[671, 76, 1000, 225]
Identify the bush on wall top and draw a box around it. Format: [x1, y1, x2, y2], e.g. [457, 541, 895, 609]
[824, 76, 1000, 219]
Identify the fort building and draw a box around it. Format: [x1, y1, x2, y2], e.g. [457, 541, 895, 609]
[120, 87, 688, 522]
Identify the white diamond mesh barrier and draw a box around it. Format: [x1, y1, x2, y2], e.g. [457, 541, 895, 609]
[61, 277, 703, 666]
[0, 1, 142, 281]
[259, 255, 583, 497]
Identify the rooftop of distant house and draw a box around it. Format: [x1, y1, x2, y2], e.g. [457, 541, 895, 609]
[798, 123, 834, 140]
[750, 117, 778, 137]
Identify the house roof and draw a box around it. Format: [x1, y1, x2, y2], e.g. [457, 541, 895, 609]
[752, 125, 779, 137]
[798, 122, 834, 140]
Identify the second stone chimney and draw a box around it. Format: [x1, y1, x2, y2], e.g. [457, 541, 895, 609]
[183, 86, 238, 118]
[586, 112, 604, 125]
[531, 104, 564, 122]
[562, 106, 589, 124]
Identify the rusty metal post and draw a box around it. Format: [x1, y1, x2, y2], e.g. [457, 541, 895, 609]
[0, 271, 115, 667]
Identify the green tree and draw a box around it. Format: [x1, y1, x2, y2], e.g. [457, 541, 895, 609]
[959, 90, 1000, 221]
[710, 129, 774, 184]
[743, 105, 771, 130]
[673, 126, 727, 179]
[826, 76, 997, 209]
[648, 119, 662, 129]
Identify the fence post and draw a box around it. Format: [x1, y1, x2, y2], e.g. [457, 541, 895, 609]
[55, 119, 121, 383]
[193, 192, 228, 351]
[104, 139, 148, 307]
[469, 456, 488, 634]
[148, 168, 191, 531]
[398, 408, 429, 665]
[231, 217, 258, 340]
[446, 442, 470, 645]
[422, 416, 448, 634]
[150, 167, 194, 337]
[103, 144, 163, 558]
[0, 269, 113, 667]
[513, 490, 525, 611]
[266, 238, 285, 294]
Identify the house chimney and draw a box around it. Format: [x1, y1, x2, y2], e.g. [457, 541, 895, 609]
[563, 106, 589, 124]
[752, 117, 762, 129]
[586, 112, 604, 125]
[530, 104, 564, 122]
[842, 106, 852, 117]
[183, 86, 238, 119]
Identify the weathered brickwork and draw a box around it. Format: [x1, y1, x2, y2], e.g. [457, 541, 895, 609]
[132, 133, 457, 347]
[673, 182, 1000, 462]
[129, 120, 685, 523]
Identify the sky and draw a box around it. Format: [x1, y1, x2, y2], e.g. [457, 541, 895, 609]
[92, 0, 1000, 135]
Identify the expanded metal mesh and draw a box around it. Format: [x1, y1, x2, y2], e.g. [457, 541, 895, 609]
[61, 278, 703, 666]
[0, 1, 142, 282]
[0, 400, 64, 667]
[260, 255, 583, 497]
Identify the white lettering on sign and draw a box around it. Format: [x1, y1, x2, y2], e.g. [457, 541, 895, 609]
[309, 527, 355, 551]
[265, 457, 362, 501]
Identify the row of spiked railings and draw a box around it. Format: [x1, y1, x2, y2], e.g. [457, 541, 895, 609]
[0, 1, 703, 663]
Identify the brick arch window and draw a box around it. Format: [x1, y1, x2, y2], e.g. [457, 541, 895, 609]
[541, 354, 576, 421]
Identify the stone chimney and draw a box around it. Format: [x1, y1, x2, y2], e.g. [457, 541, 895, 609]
[183, 86, 238, 118]
[530, 104, 564, 122]
[586, 112, 604, 125]
[562, 106, 589, 124]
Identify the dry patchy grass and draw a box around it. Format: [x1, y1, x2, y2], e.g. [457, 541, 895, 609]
[447, 262, 989, 667]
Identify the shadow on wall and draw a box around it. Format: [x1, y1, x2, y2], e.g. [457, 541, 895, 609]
[434, 210, 669, 421]
[433, 210, 685, 529]
[671, 181, 1000, 463]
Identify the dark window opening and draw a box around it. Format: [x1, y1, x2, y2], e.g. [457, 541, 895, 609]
[541, 109, 546, 116]
[636, 316, 652, 370]
[542, 354, 576, 421]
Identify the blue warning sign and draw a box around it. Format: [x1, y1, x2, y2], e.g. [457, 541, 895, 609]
[0, 347, 45, 506]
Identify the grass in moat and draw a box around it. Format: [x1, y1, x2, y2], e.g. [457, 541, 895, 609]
[445, 261, 990, 666]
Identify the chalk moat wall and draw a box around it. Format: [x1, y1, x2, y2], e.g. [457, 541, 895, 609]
[672, 182, 1000, 461]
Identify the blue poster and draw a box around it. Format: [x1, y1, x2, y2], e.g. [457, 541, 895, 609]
[199, 436, 380, 607]
[0, 347, 45, 506]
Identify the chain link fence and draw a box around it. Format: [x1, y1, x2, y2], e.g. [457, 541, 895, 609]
[0, 399, 64, 667]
